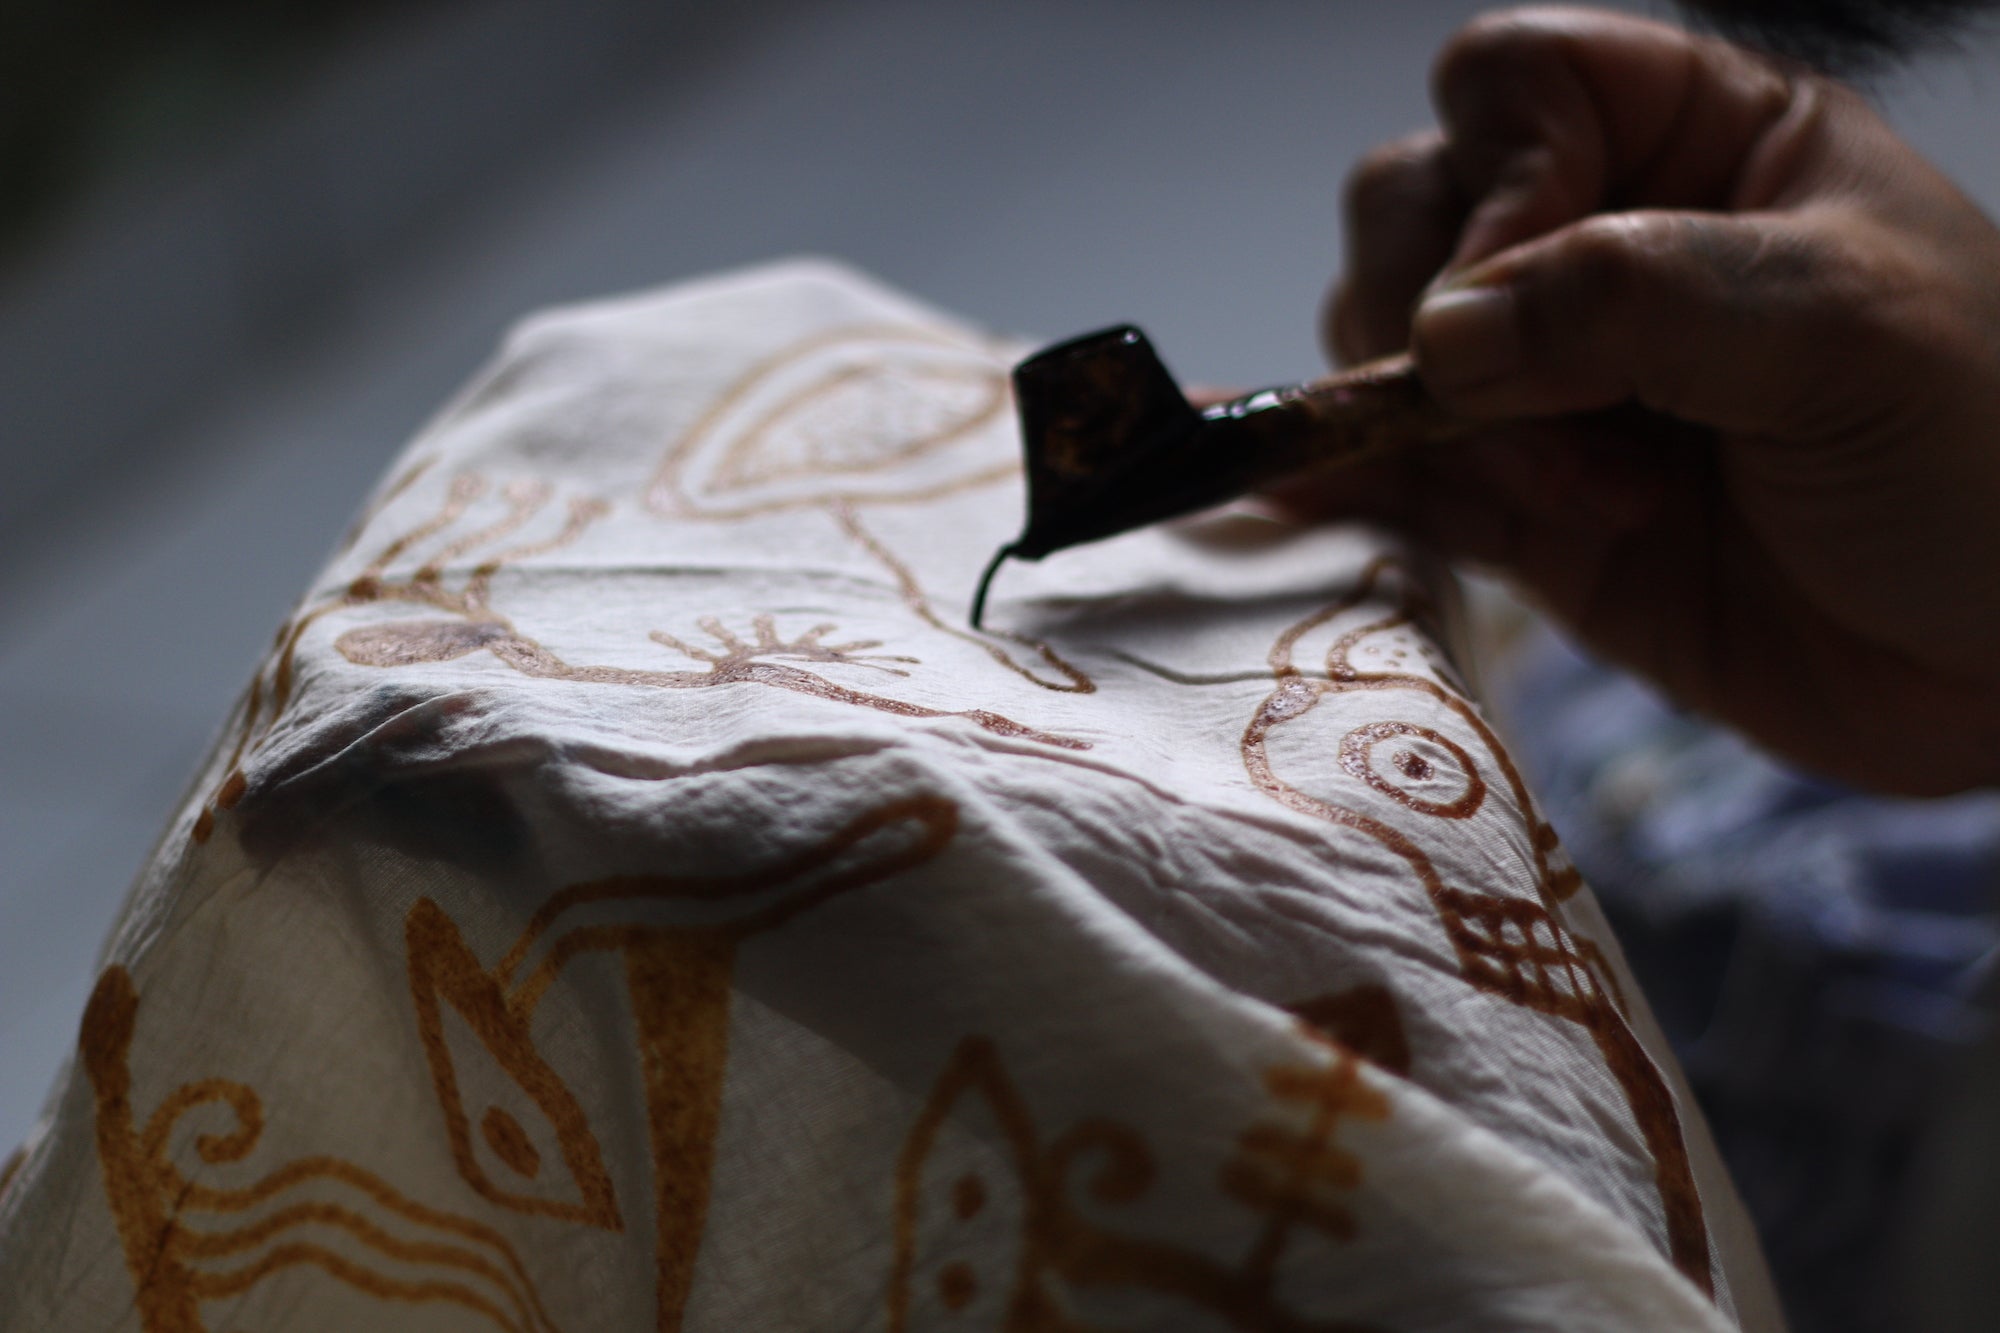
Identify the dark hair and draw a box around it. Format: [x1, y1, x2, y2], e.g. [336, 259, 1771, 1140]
[1679, 0, 1998, 73]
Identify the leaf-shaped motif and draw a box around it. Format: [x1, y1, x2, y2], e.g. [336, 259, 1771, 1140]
[650, 325, 1015, 518]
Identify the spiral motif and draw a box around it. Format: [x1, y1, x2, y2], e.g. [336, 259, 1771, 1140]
[1338, 720, 1485, 819]
[142, 1077, 266, 1173]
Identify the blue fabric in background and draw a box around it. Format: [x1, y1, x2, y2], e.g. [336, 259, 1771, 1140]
[1496, 627, 2000, 1333]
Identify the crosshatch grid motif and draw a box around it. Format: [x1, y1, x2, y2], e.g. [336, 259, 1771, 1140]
[0, 262, 1777, 1333]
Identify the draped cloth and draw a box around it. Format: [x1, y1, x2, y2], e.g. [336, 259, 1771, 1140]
[0, 261, 1781, 1331]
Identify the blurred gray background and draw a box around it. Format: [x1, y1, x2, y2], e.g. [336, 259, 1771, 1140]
[2, 0, 1997, 1253]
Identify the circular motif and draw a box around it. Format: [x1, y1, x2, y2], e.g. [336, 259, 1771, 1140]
[1338, 720, 1486, 818]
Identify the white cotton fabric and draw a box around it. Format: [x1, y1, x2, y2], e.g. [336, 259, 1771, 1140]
[0, 260, 1782, 1332]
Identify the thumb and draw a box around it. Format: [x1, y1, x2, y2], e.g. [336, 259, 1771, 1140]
[1409, 209, 1882, 437]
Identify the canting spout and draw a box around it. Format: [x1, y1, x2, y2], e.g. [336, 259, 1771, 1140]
[971, 326, 1469, 628]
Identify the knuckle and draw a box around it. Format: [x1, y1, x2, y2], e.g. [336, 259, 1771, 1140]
[1506, 214, 1670, 378]
[1548, 214, 1656, 309]
[1440, 9, 1549, 69]
[1436, 8, 1571, 91]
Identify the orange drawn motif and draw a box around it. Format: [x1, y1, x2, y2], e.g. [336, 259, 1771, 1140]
[1239, 561, 1712, 1296]
[87, 797, 956, 1333]
[648, 322, 1095, 695]
[194, 474, 606, 842]
[408, 795, 959, 1333]
[649, 324, 1016, 519]
[193, 471, 1088, 846]
[116, 317, 1704, 1329]
[889, 1032, 1387, 1332]
[81, 966, 565, 1333]
[1287, 984, 1411, 1079]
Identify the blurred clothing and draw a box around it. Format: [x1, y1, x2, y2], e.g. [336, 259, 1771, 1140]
[1497, 627, 2000, 1333]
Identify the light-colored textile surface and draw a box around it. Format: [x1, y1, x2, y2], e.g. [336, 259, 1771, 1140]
[0, 261, 1779, 1331]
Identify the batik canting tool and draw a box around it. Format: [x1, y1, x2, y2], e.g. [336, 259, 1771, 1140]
[970, 326, 1471, 628]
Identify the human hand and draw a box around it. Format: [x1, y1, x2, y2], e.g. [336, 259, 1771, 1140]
[1307, 4, 2000, 795]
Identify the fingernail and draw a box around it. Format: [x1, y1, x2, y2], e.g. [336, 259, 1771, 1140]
[1413, 285, 1521, 395]
[1423, 266, 1481, 297]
